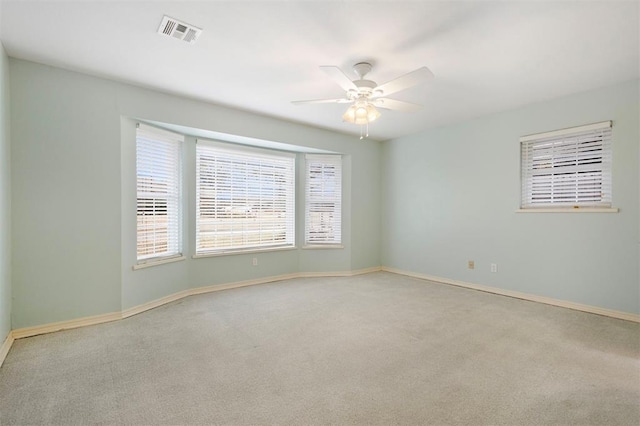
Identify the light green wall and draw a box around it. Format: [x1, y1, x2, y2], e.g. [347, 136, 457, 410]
[0, 40, 11, 342]
[10, 61, 122, 328]
[11, 54, 635, 329]
[11, 59, 382, 327]
[382, 80, 640, 315]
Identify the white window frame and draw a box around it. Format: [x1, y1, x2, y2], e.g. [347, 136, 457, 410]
[195, 140, 296, 256]
[135, 123, 183, 265]
[519, 121, 617, 212]
[304, 154, 343, 247]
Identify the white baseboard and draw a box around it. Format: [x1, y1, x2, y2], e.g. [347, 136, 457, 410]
[382, 267, 640, 323]
[300, 266, 382, 278]
[127, 267, 381, 317]
[122, 289, 192, 319]
[0, 332, 14, 368]
[11, 312, 122, 340]
[11, 265, 630, 348]
[190, 272, 301, 297]
[9, 267, 384, 341]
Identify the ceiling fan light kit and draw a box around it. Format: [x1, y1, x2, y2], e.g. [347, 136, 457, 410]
[342, 101, 381, 139]
[342, 102, 381, 125]
[293, 61, 434, 139]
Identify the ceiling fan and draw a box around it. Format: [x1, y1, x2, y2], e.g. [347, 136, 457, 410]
[292, 62, 434, 138]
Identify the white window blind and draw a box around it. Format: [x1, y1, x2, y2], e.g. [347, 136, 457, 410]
[305, 154, 342, 245]
[196, 141, 295, 254]
[136, 124, 183, 261]
[520, 121, 612, 209]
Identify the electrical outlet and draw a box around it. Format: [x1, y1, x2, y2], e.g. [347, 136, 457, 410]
[468, 260, 474, 269]
[491, 263, 497, 273]
[252, 257, 258, 266]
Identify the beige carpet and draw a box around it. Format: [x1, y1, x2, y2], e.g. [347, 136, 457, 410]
[1, 272, 638, 425]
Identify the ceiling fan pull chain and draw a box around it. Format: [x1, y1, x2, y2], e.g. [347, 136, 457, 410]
[359, 122, 370, 140]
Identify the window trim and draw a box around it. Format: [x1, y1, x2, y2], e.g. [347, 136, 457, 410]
[520, 121, 612, 143]
[195, 139, 296, 255]
[192, 246, 296, 259]
[515, 207, 618, 213]
[519, 120, 614, 211]
[302, 244, 345, 249]
[133, 255, 186, 270]
[135, 123, 184, 265]
[304, 154, 343, 247]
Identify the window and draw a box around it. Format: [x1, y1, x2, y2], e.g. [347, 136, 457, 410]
[520, 121, 612, 209]
[136, 124, 183, 261]
[305, 154, 342, 246]
[196, 141, 295, 254]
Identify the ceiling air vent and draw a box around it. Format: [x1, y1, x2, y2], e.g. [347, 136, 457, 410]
[157, 15, 202, 44]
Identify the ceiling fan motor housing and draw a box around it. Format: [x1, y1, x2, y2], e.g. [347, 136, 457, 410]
[351, 62, 379, 97]
[348, 79, 378, 99]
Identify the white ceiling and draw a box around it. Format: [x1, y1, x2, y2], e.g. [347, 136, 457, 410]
[1, 1, 638, 141]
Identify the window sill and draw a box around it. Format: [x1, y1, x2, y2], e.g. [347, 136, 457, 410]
[302, 244, 344, 249]
[516, 208, 619, 213]
[192, 246, 296, 259]
[133, 255, 186, 270]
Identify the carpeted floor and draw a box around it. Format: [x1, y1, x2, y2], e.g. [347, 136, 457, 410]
[0, 272, 638, 425]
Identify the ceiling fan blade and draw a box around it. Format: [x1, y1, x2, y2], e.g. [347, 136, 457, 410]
[292, 98, 352, 105]
[374, 66, 434, 97]
[320, 66, 358, 92]
[372, 98, 423, 112]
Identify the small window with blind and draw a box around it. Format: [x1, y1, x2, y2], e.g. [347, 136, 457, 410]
[520, 121, 614, 211]
[305, 154, 342, 246]
[195, 140, 295, 255]
[136, 124, 183, 263]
